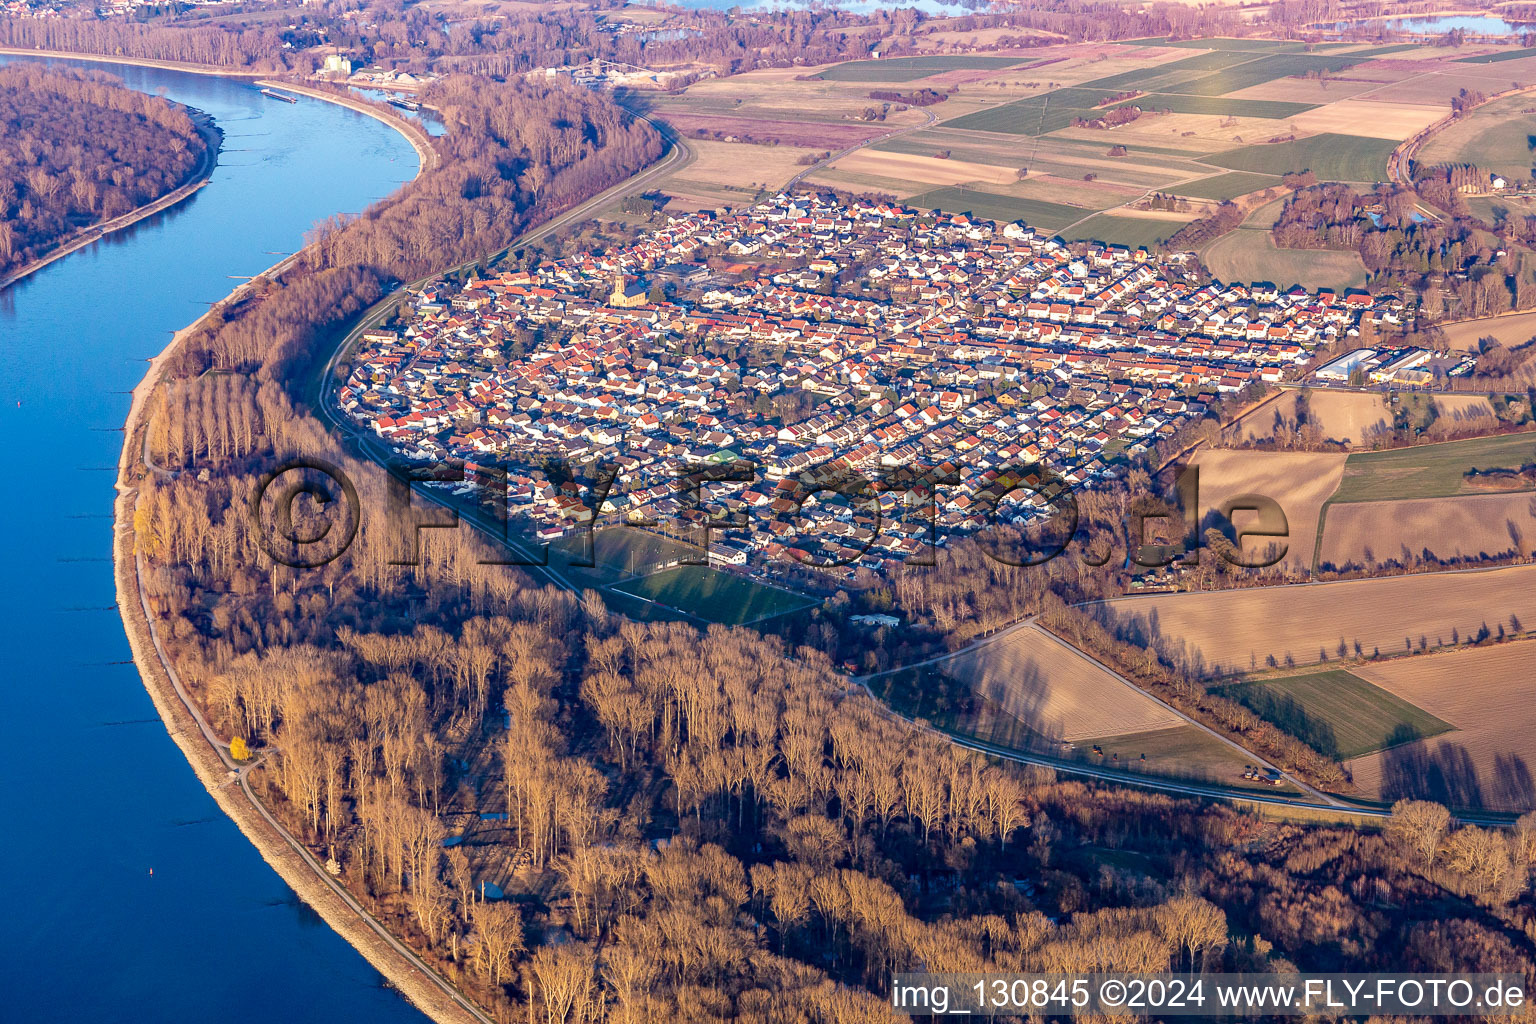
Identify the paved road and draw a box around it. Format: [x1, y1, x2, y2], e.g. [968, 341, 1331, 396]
[313, 110, 694, 596]
[123, 111, 697, 1024]
[308, 109, 1521, 829]
[855, 617, 1345, 809]
[785, 107, 937, 189]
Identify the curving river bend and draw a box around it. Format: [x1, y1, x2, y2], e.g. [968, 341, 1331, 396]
[0, 57, 429, 1023]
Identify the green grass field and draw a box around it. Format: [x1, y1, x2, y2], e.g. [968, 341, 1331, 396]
[1076, 724, 1286, 789]
[1173, 170, 1282, 201]
[610, 565, 815, 625]
[908, 185, 1091, 231]
[1062, 213, 1186, 248]
[1457, 46, 1536, 64]
[1214, 669, 1453, 760]
[553, 527, 703, 587]
[942, 87, 1122, 136]
[1112, 92, 1317, 120]
[1206, 133, 1396, 182]
[1202, 226, 1368, 290]
[1417, 92, 1536, 182]
[815, 55, 1025, 82]
[1329, 433, 1536, 504]
[1080, 50, 1261, 93]
[1175, 53, 1367, 95]
[1347, 43, 1423, 57]
[1119, 37, 1311, 52]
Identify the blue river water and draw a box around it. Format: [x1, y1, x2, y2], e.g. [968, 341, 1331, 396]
[0, 57, 429, 1023]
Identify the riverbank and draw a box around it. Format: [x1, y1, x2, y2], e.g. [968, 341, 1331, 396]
[105, 73, 482, 1024]
[0, 45, 266, 77]
[113, 408, 484, 1024]
[0, 114, 222, 294]
[255, 79, 438, 172]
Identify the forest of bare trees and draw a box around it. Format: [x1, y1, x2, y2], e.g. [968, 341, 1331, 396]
[134, 362, 1536, 1021]
[0, 64, 206, 278]
[77, 2, 1536, 1015]
[0, 0, 1252, 82]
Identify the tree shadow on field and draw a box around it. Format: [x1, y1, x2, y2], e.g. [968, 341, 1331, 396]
[1380, 731, 1484, 809]
[969, 650, 1057, 750]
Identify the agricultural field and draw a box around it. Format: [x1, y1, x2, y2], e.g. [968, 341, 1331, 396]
[1102, 563, 1536, 676]
[1287, 99, 1446, 142]
[647, 110, 888, 149]
[609, 565, 815, 625]
[1062, 212, 1189, 248]
[818, 150, 1018, 193]
[1214, 668, 1452, 760]
[1204, 133, 1397, 182]
[814, 55, 1029, 83]
[1203, 230, 1368, 291]
[1109, 93, 1316, 119]
[1172, 53, 1369, 97]
[1118, 38, 1313, 52]
[1327, 432, 1536, 504]
[1456, 46, 1536, 64]
[1440, 309, 1536, 352]
[1417, 92, 1536, 182]
[664, 138, 821, 195]
[1345, 642, 1536, 811]
[1172, 170, 1281, 201]
[1190, 448, 1347, 570]
[906, 186, 1095, 231]
[1226, 389, 1492, 447]
[1318, 490, 1536, 570]
[934, 624, 1182, 741]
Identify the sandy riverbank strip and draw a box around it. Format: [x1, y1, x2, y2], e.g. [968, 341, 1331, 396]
[0, 117, 222, 294]
[108, 80, 478, 1024]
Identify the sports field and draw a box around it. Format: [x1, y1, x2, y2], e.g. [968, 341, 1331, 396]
[1214, 669, 1452, 760]
[1205, 133, 1397, 182]
[1328, 432, 1536, 504]
[815, 55, 1026, 82]
[610, 565, 815, 625]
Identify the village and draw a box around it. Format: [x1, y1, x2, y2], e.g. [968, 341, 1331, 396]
[337, 191, 1424, 580]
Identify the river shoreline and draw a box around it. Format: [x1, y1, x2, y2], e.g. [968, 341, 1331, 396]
[101, 71, 483, 1024]
[0, 112, 222, 294]
[0, 45, 267, 77]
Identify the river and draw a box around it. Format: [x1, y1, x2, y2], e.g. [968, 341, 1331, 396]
[0, 57, 429, 1023]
